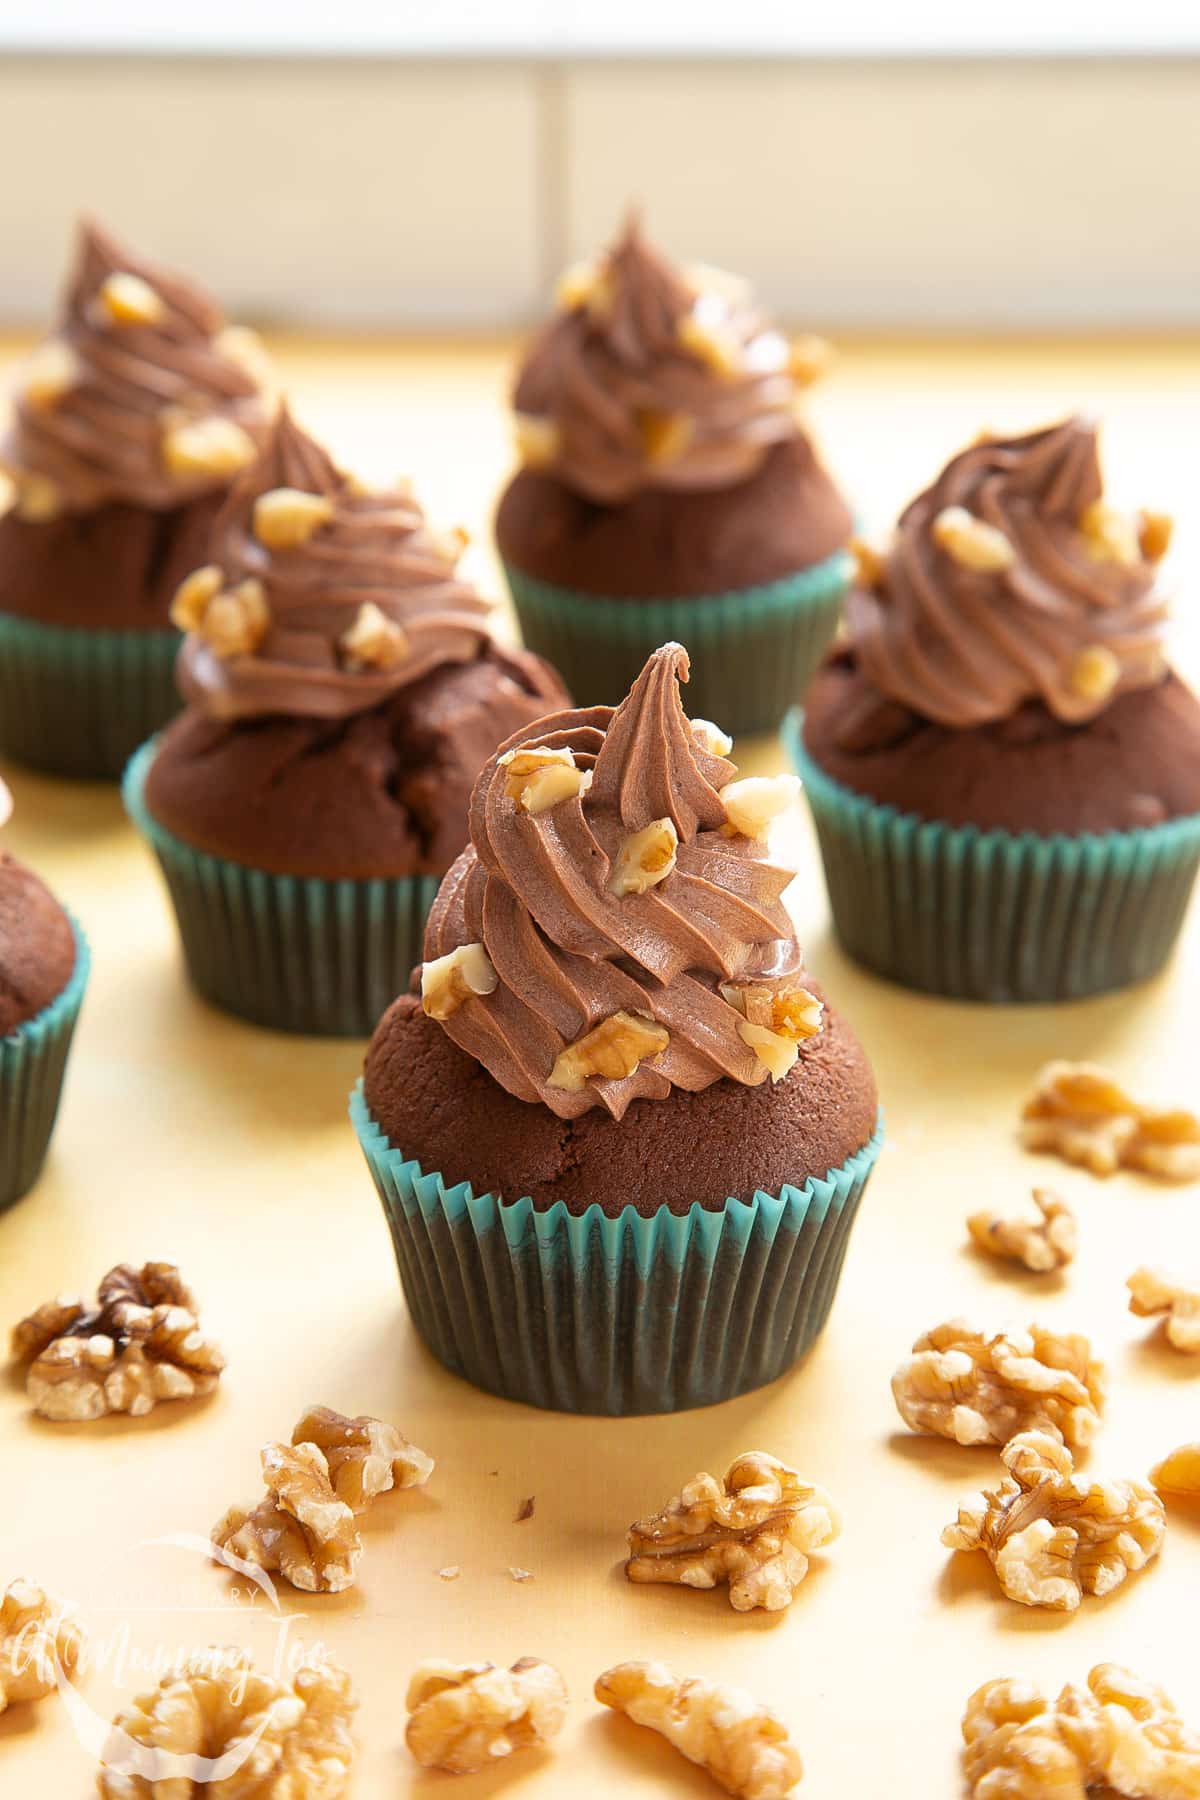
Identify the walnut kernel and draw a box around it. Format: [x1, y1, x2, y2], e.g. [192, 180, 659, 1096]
[548, 1011, 669, 1094]
[11, 470, 62, 522]
[721, 775, 800, 841]
[1138, 509, 1174, 562]
[19, 341, 80, 409]
[678, 309, 743, 378]
[162, 415, 258, 479]
[891, 1319, 1106, 1449]
[787, 333, 834, 387]
[1127, 1265, 1200, 1352]
[596, 1660, 802, 1800]
[96, 271, 166, 327]
[850, 537, 886, 589]
[212, 1442, 362, 1594]
[290, 1404, 434, 1511]
[691, 717, 733, 757]
[932, 506, 1016, 572]
[339, 601, 409, 671]
[610, 817, 679, 896]
[721, 983, 823, 1083]
[421, 943, 499, 1021]
[499, 744, 590, 813]
[0, 1580, 84, 1714]
[1152, 1442, 1200, 1497]
[626, 1451, 839, 1613]
[190, 578, 270, 660]
[638, 409, 694, 465]
[1021, 1060, 1200, 1181]
[252, 485, 335, 550]
[405, 1658, 568, 1774]
[513, 413, 561, 469]
[967, 1188, 1077, 1274]
[1068, 644, 1121, 705]
[1080, 498, 1140, 565]
[170, 565, 224, 632]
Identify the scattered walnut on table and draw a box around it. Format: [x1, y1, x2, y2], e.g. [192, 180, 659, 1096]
[1020, 1060, 1200, 1180]
[962, 1663, 1200, 1800]
[290, 1404, 434, 1511]
[892, 1319, 1106, 1449]
[1152, 1443, 1200, 1498]
[596, 1660, 802, 1800]
[626, 1450, 839, 1614]
[967, 1189, 1077, 1274]
[942, 1429, 1165, 1611]
[213, 1442, 362, 1595]
[405, 1658, 568, 1774]
[10, 1262, 225, 1423]
[97, 1654, 356, 1798]
[0, 1579, 85, 1714]
[1127, 1265, 1200, 1352]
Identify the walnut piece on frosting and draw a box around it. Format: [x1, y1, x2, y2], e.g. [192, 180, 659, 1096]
[252, 484, 335, 550]
[610, 817, 679, 896]
[290, 1404, 434, 1511]
[0, 1579, 84, 1715]
[212, 1441, 362, 1595]
[690, 717, 733, 757]
[596, 1660, 802, 1799]
[721, 982, 823, 1083]
[1127, 1265, 1200, 1352]
[962, 1664, 1200, 1800]
[1138, 509, 1174, 562]
[721, 775, 800, 841]
[513, 412, 561, 469]
[932, 505, 1016, 572]
[967, 1188, 1077, 1274]
[161, 413, 258, 480]
[626, 1450, 840, 1613]
[421, 943, 498, 1021]
[339, 601, 409, 672]
[638, 408, 694, 466]
[549, 1011, 669, 1094]
[678, 308, 744, 379]
[1068, 643, 1122, 705]
[500, 744, 590, 813]
[19, 340, 80, 409]
[891, 1319, 1106, 1449]
[942, 1429, 1164, 1611]
[405, 1658, 568, 1774]
[1021, 1060, 1200, 1181]
[96, 269, 166, 328]
[1152, 1442, 1200, 1497]
[171, 566, 270, 659]
[1079, 497, 1141, 565]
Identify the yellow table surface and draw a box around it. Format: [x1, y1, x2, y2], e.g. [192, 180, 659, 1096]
[1, 335, 1199, 1797]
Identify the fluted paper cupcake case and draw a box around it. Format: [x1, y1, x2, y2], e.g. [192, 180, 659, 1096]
[784, 710, 1200, 1003]
[351, 1080, 884, 1415]
[503, 549, 853, 735]
[124, 742, 439, 1038]
[1, 920, 89, 1212]
[0, 611, 182, 779]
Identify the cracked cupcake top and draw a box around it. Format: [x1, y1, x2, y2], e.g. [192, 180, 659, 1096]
[419, 643, 824, 1120]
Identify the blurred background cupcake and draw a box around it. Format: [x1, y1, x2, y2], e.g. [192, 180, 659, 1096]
[0, 219, 273, 780]
[786, 417, 1200, 1002]
[125, 407, 568, 1037]
[0, 777, 89, 1209]
[354, 643, 881, 1414]
[495, 214, 853, 735]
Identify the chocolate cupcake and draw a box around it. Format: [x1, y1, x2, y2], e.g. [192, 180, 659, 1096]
[0, 778, 89, 1209]
[354, 644, 881, 1414]
[495, 217, 853, 734]
[0, 220, 272, 778]
[125, 409, 568, 1036]
[786, 418, 1200, 1002]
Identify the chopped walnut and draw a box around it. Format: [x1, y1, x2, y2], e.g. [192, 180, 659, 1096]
[339, 601, 409, 672]
[891, 1319, 1106, 1449]
[942, 1429, 1164, 1611]
[252, 485, 335, 550]
[548, 1011, 669, 1094]
[626, 1451, 840, 1613]
[212, 1442, 362, 1594]
[290, 1404, 434, 1511]
[170, 564, 223, 631]
[98, 1654, 356, 1798]
[499, 744, 590, 813]
[1068, 644, 1121, 705]
[1138, 509, 1174, 562]
[721, 775, 801, 841]
[214, 324, 275, 391]
[0, 1580, 84, 1714]
[513, 412, 561, 469]
[638, 409, 694, 465]
[596, 1661, 802, 1800]
[8, 468, 62, 523]
[720, 982, 823, 1083]
[1128, 1265, 1200, 1352]
[967, 1189, 1077, 1274]
[171, 568, 270, 659]
[1021, 1060, 1200, 1181]
[691, 717, 733, 757]
[678, 309, 743, 378]
[555, 258, 600, 310]
[610, 818, 679, 895]
[1080, 498, 1141, 565]
[162, 414, 258, 479]
[850, 537, 886, 589]
[932, 506, 1016, 572]
[421, 943, 499, 1021]
[787, 333, 834, 387]
[962, 1663, 1200, 1800]
[10, 1262, 225, 1422]
[405, 1658, 568, 1774]
[96, 270, 166, 328]
[1152, 1443, 1200, 1497]
[19, 341, 80, 409]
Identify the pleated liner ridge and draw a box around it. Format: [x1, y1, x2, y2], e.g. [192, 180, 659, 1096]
[0, 612, 182, 779]
[503, 549, 853, 737]
[784, 710, 1200, 1004]
[0, 920, 89, 1211]
[351, 1081, 884, 1416]
[123, 741, 439, 1038]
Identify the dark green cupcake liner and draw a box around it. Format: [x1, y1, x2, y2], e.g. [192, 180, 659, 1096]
[503, 551, 853, 735]
[0, 610, 182, 780]
[123, 742, 438, 1038]
[1, 920, 89, 1212]
[784, 710, 1200, 1003]
[351, 1080, 884, 1415]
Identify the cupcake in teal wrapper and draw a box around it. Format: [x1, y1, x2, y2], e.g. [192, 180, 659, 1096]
[126, 409, 568, 1037]
[495, 216, 853, 734]
[787, 417, 1200, 1003]
[355, 643, 881, 1414]
[0, 777, 89, 1209]
[0, 219, 274, 779]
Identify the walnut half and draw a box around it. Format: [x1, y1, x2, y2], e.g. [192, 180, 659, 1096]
[891, 1319, 1106, 1449]
[1127, 1265, 1200, 1352]
[967, 1189, 1076, 1273]
[1152, 1442, 1200, 1498]
[626, 1451, 839, 1613]
[212, 1442, 362, 1595]
[290, 1404, 434, 1510]
[596, 1661, 802, 1800]
[548, 1011, 669, 1094]
[1021, 1060, 1200, 1181]
[0, 1579, 84, 1715]
[405, 1658, 568, 1774]
[942, 1429, 1164, 1611]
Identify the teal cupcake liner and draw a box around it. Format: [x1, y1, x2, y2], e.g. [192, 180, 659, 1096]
[0, 610, 182, 780]
[123, 742, 439, 1038]
[351, 1080, 884, 1415]
[1, 920, 89, 1212]
[503, 550, 853, 735]
[784, 710, 1200, 1003]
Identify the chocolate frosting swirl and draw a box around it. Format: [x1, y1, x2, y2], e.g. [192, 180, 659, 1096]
[2, 219, 269, 514]
[423, 644, 815, 1120]
[513, 216, 802, 504]
[178, 408, 501, 723]
[848, 418, 1169, 728]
